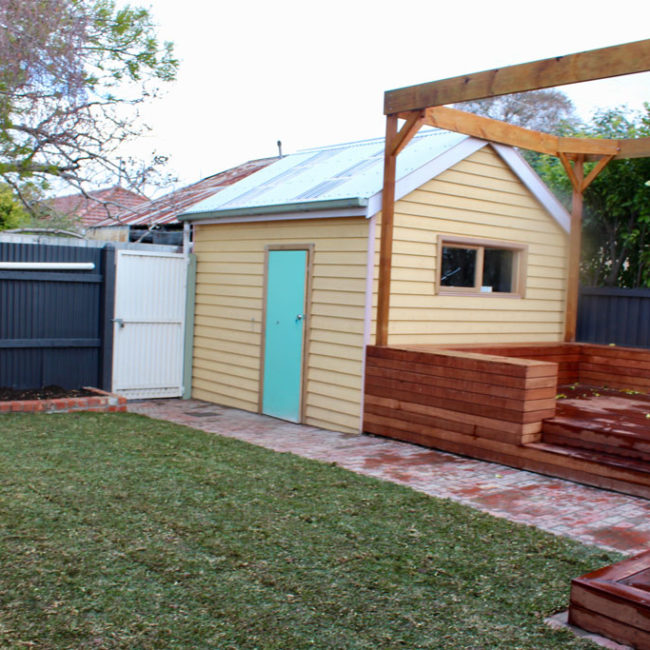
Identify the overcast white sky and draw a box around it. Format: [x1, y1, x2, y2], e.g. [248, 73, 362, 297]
[131, 0, 650, 193]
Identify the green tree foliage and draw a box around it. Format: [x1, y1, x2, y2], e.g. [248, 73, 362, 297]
[0, 0, 177, 213]
[0, 183, 28, 229]
[458, 91, 650, 288]
[532, 106, 650, 288]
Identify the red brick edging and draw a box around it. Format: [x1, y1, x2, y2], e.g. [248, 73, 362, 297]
[0, 387, 127, 414]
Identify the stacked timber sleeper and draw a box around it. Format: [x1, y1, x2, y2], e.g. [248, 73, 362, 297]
[363, 345, 557, 448]
[437, 342, 650, 395]
[363, 344, 650, 499]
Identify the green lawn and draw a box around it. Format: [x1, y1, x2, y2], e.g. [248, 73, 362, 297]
[0, 412, 618, 649]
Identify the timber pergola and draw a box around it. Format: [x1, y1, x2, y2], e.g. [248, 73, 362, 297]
[376, 39, 650, 346]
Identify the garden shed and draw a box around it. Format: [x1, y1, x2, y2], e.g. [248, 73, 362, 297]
[180, 129, 570, 434]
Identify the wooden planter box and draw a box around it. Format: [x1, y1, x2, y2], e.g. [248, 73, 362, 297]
[569, 550, 650, 649]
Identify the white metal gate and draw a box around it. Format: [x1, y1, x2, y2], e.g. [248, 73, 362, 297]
[112, 249, 187, 399]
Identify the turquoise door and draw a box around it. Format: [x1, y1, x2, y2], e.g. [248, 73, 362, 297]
[262, 249, 308, 422]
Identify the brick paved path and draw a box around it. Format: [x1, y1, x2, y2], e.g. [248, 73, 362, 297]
[129, 398, 650, 556]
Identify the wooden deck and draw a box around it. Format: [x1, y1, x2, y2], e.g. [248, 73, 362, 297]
[569, 550, 650, 649]
[363, 343, 650, 499]
[543, 386, 650, 463]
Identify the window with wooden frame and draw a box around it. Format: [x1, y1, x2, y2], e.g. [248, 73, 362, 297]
[436, 236, 527, 297]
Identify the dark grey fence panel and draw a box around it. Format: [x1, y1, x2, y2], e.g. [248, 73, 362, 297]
[99, 247, 116, 391]
[577, 286, 650, 349]
[0, 242, 115, 390]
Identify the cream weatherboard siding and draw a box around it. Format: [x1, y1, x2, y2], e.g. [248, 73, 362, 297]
[191, 217, 369, 434]
[189, 143, 569, 435]
[373, 145, 569, 345]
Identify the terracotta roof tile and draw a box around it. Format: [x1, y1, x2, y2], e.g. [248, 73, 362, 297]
[49, 186, 148, 226]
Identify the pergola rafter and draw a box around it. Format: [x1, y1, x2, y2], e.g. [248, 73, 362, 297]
[414, 105, 650, 160]
[376, 38, 650, 347]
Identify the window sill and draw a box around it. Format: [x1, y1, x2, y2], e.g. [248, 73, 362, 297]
[437, 290, 524, 299]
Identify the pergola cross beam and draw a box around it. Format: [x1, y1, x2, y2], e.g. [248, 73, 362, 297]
[376, 38, 650, 347]
[384, 39, 650, 114]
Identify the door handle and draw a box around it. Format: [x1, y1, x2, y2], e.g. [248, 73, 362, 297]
[296, 314, 304, 321]
[113, 318, 125, 329]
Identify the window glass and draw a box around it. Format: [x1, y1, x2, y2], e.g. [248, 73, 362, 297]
[440, 247, 476, 287]
[437, 237, 525, 296]
[482, 248, 514, 293]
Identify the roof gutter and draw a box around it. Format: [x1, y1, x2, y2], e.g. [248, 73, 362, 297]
[178, 197, 369, 222]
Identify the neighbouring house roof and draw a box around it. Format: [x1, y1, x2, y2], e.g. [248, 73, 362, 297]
[94, 157, 278, 229]
[49, 186, 148, 227]
[179, 130, 571, 233]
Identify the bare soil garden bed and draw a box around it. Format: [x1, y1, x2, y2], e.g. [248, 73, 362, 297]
[0, 385, 127, 414]
[0, 385, 97, 401]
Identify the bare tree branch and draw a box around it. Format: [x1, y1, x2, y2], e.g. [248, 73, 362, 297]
[0, 0, 178, 221]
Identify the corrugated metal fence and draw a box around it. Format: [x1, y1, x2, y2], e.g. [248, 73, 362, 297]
[577, 286, 650, 349]
[0, 241, 115, 390]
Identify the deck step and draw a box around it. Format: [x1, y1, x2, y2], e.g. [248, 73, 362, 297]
[526, 441, 650, 477]
[541, 386, 650, 463]
[542, 417, 650, 462]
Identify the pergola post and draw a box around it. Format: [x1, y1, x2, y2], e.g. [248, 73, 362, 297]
[378, 40, 649, 348]
[375, 115, 398, 346]
[564, 156, 584, 342]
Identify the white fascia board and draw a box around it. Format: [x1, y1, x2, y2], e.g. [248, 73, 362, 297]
[492, 144, 571, 234]
[365, 137, 488, 217]
[190, 206, 368, 226]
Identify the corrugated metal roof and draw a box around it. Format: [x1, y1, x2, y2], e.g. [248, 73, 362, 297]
[94, 157, 277, 228]
[182, 129, 468, 217]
